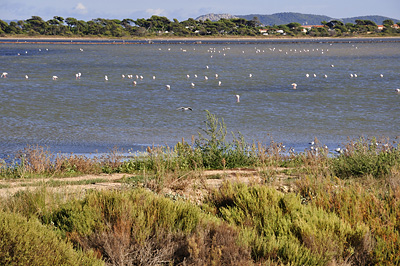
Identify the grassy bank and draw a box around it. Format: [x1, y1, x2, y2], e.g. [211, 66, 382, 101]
[1, 111, 400, 265]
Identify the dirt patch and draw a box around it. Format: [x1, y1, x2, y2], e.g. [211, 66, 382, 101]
[0, 167, 297, 202]
[0, 173, 128, 198]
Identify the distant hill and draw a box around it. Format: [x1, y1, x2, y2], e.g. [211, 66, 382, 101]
[240, 12, 332, 26]
[340, 15, 399, 24]
[196, 13, 238, 21]
[196, 12, 400, 26]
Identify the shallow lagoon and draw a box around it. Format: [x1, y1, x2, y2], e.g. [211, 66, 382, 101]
[0, 38, 399, 156]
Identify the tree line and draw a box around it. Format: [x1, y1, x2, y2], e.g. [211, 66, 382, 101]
[0, 15, 399, 38]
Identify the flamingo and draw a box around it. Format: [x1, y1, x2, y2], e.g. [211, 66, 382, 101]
[191, 82, 195, 87]
[291, 83, 297, 89]
[1, 72, 8, 78]
[235, 94, 240, 103]
[52, 76, 58, 80]
[25, 75, 29, 79]
[104, 75, 108, 81]
[166, 85, 171, 90]
[218, 81, 222, 86]
[133, 80, 137, 86]
[396, 89, 400, 93]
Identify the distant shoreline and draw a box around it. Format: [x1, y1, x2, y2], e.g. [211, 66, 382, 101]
[1, 35, 400, 44]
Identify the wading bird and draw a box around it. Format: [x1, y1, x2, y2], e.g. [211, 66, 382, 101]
[291, 83, 297, 89]
[235, 94, 240, 103]
[1, 72, 8, 78]
[166, 85, 171, 90]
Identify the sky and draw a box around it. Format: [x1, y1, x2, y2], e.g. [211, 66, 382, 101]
[1, 0, 399, 22]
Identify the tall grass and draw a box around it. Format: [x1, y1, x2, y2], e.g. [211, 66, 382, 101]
[332, 137, 400, 179]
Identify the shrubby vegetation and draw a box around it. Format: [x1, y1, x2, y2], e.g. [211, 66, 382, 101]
[1, 111, 400, 265]
[0, 15, 399, 38]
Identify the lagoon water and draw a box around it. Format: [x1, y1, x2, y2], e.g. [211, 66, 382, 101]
[0, 38, 399, 157]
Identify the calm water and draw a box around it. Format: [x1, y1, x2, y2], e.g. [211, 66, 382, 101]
[0, 38, 399, 157]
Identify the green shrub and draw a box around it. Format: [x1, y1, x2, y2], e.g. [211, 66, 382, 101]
[46, 189, 253, 265]
[308, 179, 400, 265]
[207, 182, 371, 265]
[0, 210, 103, 266]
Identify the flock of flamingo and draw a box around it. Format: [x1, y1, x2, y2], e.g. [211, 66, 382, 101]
[1, 44, 400, 96]
[1, 43, 399, 105]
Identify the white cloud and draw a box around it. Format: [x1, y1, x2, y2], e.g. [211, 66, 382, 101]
[145, 8, 164, 16]
[74, 3, 88, 14]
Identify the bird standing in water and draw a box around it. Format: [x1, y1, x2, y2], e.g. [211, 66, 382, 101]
[236, 94, 240, 103]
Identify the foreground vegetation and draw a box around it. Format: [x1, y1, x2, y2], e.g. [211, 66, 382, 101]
[1, 15, 399, 38]
[1, 111, 400, 265]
